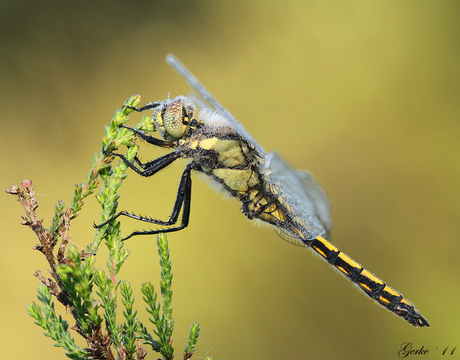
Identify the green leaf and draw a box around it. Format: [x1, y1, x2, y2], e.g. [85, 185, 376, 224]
[27, 284, 87, 360]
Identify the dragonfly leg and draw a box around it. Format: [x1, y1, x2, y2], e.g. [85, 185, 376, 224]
[94, 160, 193, 241]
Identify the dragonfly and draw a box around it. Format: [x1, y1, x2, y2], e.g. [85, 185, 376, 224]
[96, 54, 429, 327]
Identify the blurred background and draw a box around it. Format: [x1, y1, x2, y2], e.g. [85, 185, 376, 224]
[1, 1, 459, 359]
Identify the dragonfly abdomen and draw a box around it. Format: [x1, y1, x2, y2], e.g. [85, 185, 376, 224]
[307, 236, 429, 327]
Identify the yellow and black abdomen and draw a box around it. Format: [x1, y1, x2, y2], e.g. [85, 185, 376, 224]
[308, 235, 429, 327]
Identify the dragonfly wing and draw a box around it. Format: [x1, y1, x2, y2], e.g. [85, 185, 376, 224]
[296, 170, 332, 234]
[264, 151, 332, 241]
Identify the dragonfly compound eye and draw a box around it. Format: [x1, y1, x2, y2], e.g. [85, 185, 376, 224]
[160, 99, 194, 140]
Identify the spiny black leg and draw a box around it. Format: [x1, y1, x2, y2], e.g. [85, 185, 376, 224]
[126, 162, 191, 226]
[132, 155, 150, 170]
[94, 211, 132, 229]
[94, 163, 190, 229]
[111, 151, 181, 177]
[119, 125, 175, 148]
[120, 151, 160, 171]
[121, 163, 193, 240]
[94, 163, 193, 240]
[94, 151, 182, 229]
[165, 162, 192, 225]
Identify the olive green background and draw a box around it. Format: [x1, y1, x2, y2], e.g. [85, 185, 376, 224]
[1, 1, 459, 359]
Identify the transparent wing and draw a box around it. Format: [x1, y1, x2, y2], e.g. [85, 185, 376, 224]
[187, 92, 211, 114]
[264, 152, 332, 241]
[166, 54, 266, 157]
[296, 170, 332, 234]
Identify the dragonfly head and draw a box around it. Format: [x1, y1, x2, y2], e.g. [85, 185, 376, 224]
[154, 96, 196, 141]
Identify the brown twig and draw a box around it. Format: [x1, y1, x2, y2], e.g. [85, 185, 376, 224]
[6, 181, 117, 360]
[85, 325, 115, 360]
[6, 181, 59, 275]
[6, 181, 71, 301]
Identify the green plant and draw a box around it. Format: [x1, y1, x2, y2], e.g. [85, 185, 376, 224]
[6, 96, 210, 360]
